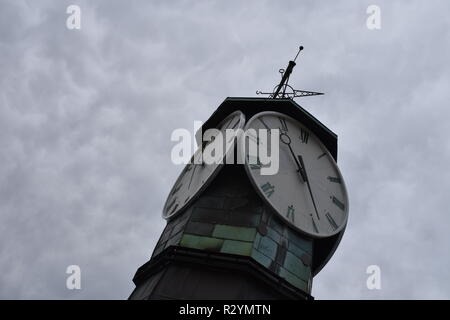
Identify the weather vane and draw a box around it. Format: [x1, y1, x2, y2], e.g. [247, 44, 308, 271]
[256, 45, 324, 99]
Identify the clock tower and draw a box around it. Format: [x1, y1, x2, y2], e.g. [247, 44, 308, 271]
[129, 48, 348, 300]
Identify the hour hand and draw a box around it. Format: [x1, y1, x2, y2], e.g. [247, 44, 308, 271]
[280, 132, 306, 183]
[298, 155, 320, 220]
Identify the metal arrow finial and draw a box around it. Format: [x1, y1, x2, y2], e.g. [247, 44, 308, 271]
[293, 45, 304, 62]
[255, 45, 324, 100]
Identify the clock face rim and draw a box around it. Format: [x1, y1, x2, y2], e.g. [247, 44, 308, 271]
[162, 110, 246, 220]
[242, 111, 349, 239]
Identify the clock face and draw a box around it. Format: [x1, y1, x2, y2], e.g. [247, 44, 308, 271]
[243, 111, 349, 238]
[163, 110, 246, 220]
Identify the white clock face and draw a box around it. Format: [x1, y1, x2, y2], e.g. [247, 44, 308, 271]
[163, 110, 246, 220]
[243, 111, 349, 238]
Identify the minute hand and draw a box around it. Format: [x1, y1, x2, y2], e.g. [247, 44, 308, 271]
[280, 132, 306, 182]
[298, 155, 320, 221]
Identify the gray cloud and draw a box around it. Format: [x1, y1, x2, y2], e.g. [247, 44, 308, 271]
[0, 0, 449, 299]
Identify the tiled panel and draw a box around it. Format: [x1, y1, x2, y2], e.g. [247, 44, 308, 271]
[180, 234, 223, 252]
[300, 253, 312, 267]
[152, 164, 315, 295]
[268, 215, 284, 235]
[266, 226, 282, 244]
[287, 228, 313, 254]
[274, 244, 287, 266]
[212, 225, 256, 242]
[288, 244, 312, 271]
[221, 240, 253, 256]
[251, 249, 273, 269]
[257, 235, 278, 260]
[279, 267, 308, 292]
[283, 251, 309, 280]
[253, 232, 262, 249]
[288, 241, 308, 259]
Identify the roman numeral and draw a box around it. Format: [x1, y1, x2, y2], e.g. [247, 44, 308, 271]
[260, 182, 275, 197]
[248, 155, 262, 170]
[169, 203, 179, 214]
[278, 117, 288, 132]
[171, 183, 183, 195]
[325, 212, 339, 230]
[327, 176, 341, 184]
[300, 128, 309, 144]
[331, 196, 345, 211]
[178, 165, 192, 181]
[286, 205, 295, 223]
[317, 152, 327, 160]
[166, 197, 177, 212]
[310, 214, 319, 233]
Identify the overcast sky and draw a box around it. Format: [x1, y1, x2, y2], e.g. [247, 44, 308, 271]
[1, 0, 449, 299]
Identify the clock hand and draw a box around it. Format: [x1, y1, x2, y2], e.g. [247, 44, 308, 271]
[280, 132, 306, 182]
[279, 132, 319, 219]
[298, 155, 320, 221]
[310, 213, 320, 233]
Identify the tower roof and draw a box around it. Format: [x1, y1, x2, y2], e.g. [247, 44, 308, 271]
[197, 97, 338, 161]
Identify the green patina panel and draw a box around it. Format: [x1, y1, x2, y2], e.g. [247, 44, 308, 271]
[251, 249, 273, 269]
[266, 226, 282, 244]
[283, 251, 310, 281]
[279, 267, 308, 292]
[269, 215, 284, 235]
[180, 234, 223, 252]
[257, 235, 278, 260]
[288, 241, 309, 260]
[221, 240, 253, 256]
[212, 225, 256, 242]
[253, 232, 262, 249]
[287, 229, 313, 254]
